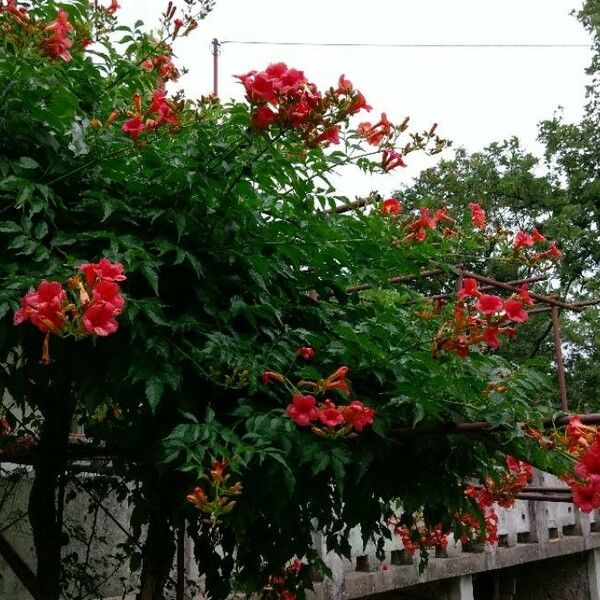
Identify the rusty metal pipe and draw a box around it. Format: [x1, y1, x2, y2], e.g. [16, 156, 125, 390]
[515, 493, 572, 502]
[460, 271, 576, 310]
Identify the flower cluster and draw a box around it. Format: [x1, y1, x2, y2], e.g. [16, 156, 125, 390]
[42, 7, 73, 61]
[457, 456, 532, 546]
[358, 112, 394, 146]
[455, 510, 499, 546]
[1, 2, 119, 62]
[286, 395, 374, 436]
[433, 278, 534, 358]
[391, 518, 448, 556]
[465, 455, 533, 510]
[392, 486, 507, 558]
[121, 90, 180, 141]
[186, 459, 243, 524]
[468, 202, 486, 230]
[525, 416, 600, 512]
[408, 207, 456, 241]
[142, 53, 179, 81]
[92, 0, 120, 14]
[513, 228, 562, 264]
[160, 0, 199, 39]
[261, 361, 375, 438]
[13, 258, 125, 362]
[359, 118, 446, 172]
[357, 113, 412, 172]
[265, 559, 303, 600]
[0, 3, 76, 61]
[381, 204, 471, 242]
[0, 0, 28, 23]
[236, 64, 371, 147]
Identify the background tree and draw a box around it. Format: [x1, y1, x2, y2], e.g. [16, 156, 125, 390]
[395, 0, 600, 412]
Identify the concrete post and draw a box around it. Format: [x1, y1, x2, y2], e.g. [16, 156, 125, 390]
[574, 506, 591, 540]
[527, 471, 549, 544]
[313, 531, 347, 600]
[449, 575, 474, 600]
[588, 548, 600, 600]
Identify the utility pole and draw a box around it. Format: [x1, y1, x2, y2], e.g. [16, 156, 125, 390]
[211, 38, 220, 97]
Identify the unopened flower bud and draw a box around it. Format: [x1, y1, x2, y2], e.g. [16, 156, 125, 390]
[106, 110, 120, 125]
[184, 19, 198, 35]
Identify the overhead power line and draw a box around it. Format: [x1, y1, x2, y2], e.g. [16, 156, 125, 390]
[220, 40, 589, 49]
[209, 38, 591, 94]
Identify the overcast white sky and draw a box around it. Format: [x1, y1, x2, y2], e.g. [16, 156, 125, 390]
[120, 0, 593, 197]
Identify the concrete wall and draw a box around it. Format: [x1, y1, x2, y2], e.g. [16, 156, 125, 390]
[3, 469, 600, 599]
[0, 473, 137, 599]
[371, 553, 592, 599]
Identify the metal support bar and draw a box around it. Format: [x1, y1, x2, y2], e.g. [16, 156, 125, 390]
[461, 271, 577, 310]
[392, 413, 600, 437]
[1, 413, 599, 465]
[405, 275, 548, 305]
[522, 486, 570, 493]
[516, 493, 572, 502]
[346, 268, 446, 293]
[323, 195, 379, 214]
[0, 534, 39, 598]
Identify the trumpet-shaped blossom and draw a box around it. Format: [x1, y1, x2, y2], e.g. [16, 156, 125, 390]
[519, 284, 535, 306]
[261, 371, 285, 385]
[503, 299, 528, 323]
[320, 366, 350, 396]
[82, 302, 119, 336]
[312, 125, 340, 146]
[251, 106, 277, 130]
[121, 116, 145, 140]
[186, 486, 209, 509]
[13, 281, 67, 333]
[42, 8, 73, 61]
[319, 399, 345, 428]
[572, 482, 600, 513]
[468, 202, 486, 230]
[531, 227, 546, 242]
[475, 294, 503, 315]
[296, 346, 315, 360]
[91, 280, 125, 314]
[380, 198, 403, 215]
[286, 394, 319, 426]
[575, 446, 600, 483]
[514, 231, 534, 250]
[79, 258, 126, 286]
[458, 278, 481, 299]
[381, 148, 407, 172]
[340, 401, 374, 432]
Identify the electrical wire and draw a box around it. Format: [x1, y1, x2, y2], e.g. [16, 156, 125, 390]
[220, 40, 590, 49]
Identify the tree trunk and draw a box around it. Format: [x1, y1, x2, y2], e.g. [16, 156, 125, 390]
[28, 374, 75, 600]
[138, 510, 176, 600]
